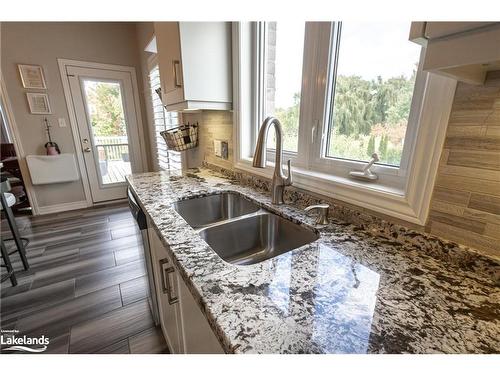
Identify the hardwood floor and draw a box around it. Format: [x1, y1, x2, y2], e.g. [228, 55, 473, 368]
[0, 203, 168, 354]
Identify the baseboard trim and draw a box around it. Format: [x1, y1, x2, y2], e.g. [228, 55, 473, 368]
[36, 200, 89, 215]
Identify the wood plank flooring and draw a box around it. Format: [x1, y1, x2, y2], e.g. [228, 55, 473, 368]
[0, 203, 168, 354]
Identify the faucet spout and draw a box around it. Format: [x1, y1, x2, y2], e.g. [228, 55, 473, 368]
[252, 116, 293, 205]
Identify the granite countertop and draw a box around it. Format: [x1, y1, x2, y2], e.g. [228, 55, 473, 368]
[126, 168, 500, 354]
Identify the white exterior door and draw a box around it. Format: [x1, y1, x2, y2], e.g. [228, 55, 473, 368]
[66, 65, 144, 202]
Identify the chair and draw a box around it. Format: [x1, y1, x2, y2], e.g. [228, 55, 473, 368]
[1, 143, 31, 212]
[1, 238, 17, 286]
[1, 176, 30, 272]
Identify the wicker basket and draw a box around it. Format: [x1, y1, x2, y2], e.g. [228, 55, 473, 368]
[160, 123, 199, 152]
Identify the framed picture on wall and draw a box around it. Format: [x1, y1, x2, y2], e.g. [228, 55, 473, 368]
[26, 93, 51, 114]
[18, 64, 47, 89]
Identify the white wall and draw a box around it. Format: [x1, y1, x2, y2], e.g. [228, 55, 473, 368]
[1, 22, 148, 209]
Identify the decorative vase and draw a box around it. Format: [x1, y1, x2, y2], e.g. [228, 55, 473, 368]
[46, 146, 58, 155]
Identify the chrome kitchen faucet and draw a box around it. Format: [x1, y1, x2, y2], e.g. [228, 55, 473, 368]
[252, 116, 293, 205]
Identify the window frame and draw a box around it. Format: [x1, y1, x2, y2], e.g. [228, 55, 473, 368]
[311, 22, 428, 190]
[232, 22, 457, 225]
[251, 21, 428, 187]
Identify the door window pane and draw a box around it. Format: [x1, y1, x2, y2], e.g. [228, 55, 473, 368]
[83, 80, 131, 184]
[326, 22, 421, 166]
[263, 22, 305, 152]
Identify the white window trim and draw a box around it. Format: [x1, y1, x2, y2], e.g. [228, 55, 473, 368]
[311, 23, 429, 190]
[257, 22, 428, 187]
[233, 22, 456, 225]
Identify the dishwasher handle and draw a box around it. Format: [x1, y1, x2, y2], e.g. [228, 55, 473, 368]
[128, 188, 147, 230]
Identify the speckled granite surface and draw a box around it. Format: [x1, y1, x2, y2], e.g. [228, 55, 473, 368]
[126, 168, 500, 354]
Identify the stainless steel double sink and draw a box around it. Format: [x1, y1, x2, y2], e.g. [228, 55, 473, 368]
[173, 192, 318, 265]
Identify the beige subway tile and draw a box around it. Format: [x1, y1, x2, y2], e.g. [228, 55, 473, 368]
[469, 193, 500, 215]
[444, 136, 500, 151]
[447, 150, 500, 170]
[435, 174, 499, 195]
[438, 164, 500, 182]
[486, 126, 500, 137]
[430, 221, 499, 258]
[432, 187, 470, 206]
[484, 223, 500, 240]
[429, 211, 486, 234]
[430, 200, 466, 216]
[463, 207, 500, 226]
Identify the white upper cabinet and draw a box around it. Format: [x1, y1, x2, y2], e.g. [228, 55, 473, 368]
[423, 22, 496, 39]
[154, 22, 232, 111]
[410, 22, 500, 85]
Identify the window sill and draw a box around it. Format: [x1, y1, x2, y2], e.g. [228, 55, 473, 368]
[235, 158, 424, 225]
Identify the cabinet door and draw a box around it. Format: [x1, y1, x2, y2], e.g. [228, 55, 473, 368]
[154, 22, 184, 105]
[148, 227, 184, 353]
[147, 223, 224, 354]
[178, 275, 225, 353]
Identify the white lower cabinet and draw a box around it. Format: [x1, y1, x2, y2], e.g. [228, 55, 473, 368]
[177, 273, 224, 353]
[148, 226, 183, 353]
[147, 224, 224, 354]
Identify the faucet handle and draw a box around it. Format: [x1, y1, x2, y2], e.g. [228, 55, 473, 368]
[304, 204, 329, 225]
[285, 159, 293, 186]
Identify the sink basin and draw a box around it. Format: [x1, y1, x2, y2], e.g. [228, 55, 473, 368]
[173, 192, 260, 228]
[199, 213, 319, 265]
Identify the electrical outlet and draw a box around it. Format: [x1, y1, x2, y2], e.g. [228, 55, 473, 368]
[58, 118, 67, 128]
[214, 140, 222, 157]
[221, 141, 229, 160]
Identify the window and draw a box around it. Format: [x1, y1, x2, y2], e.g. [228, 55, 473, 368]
[247, 21, 426, 185]
[259, 22, 305, 153]
[234, 22, 457, 225]
[325, 22, 422, 166]
[148, 63, 181, 171]
[82, 80, 132, 185]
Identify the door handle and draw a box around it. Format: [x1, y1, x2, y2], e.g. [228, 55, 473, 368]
[83, 147, 91, 153]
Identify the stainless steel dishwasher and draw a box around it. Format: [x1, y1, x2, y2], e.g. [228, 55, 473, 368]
[128, 188, 159, 325]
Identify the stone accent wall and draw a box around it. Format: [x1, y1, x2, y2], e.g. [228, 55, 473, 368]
[427, 71, 500, 259]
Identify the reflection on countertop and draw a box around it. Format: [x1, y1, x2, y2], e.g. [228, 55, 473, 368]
[126, 167, 500, 354]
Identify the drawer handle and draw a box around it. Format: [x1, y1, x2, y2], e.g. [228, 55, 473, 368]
[159, 258, 178, 305]
[165, 266, 179, 305]
[159, 258, 169, 294]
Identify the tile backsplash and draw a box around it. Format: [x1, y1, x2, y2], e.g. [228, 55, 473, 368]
[183, 110, 233, 170]
[427, 71, 500, 259]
